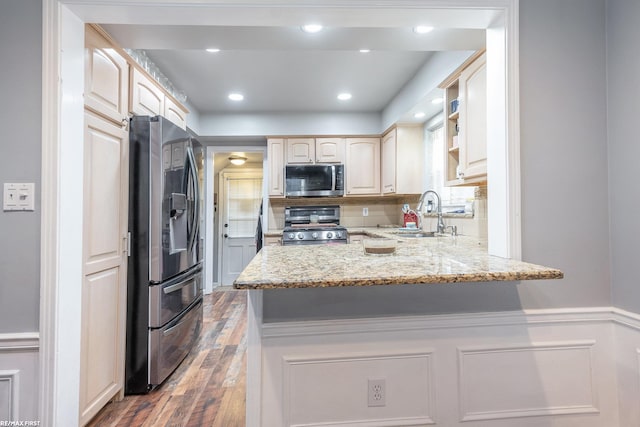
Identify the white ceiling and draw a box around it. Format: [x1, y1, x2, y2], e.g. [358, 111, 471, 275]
[101, 23, 486, 120]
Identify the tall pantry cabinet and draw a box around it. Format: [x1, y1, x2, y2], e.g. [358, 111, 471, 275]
[81, 24, 130, 426]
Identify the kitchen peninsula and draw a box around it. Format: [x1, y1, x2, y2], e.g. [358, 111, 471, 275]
[234, 231, 563, 426]
[234, 229, 562, 290]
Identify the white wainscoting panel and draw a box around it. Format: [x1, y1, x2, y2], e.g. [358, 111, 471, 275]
[283, 352, 435, 427]
[0, 333, 39, 422]
[0, 370, 19, 421]
[612, 309, 640, 427]
[457, 341, 598, 421]
[258, 308, 622, 427]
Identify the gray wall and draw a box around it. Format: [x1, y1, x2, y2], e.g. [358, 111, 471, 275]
[608, 0, 640, 312]
[263, 0, 613, 321]
[0, 0, 42, 333]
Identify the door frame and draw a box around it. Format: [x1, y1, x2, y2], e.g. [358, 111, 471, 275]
[204, 145, 268, 293]
[218, 169, 264, 286]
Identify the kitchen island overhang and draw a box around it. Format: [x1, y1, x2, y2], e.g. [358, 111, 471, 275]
[233, 233, 563, 290]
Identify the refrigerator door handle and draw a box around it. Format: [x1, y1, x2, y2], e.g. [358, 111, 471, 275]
[184, 145, 200, 251]
[163, 278, 194, 295]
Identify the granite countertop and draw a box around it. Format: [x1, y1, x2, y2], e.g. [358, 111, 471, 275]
[234, 228, 563, 289]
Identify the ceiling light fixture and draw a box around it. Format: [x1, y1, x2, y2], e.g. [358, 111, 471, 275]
[228, 93, 244, 101]
[229, 155, 248, 166]
[413, 25, 434, 34]
[337, 93, 352, 101]
[359, 49, 371, 53]
[301, 24, 323, 33]
[414, 112, 426, 119]
[431, 97, 444, 104]
[206, 48, 220, 53]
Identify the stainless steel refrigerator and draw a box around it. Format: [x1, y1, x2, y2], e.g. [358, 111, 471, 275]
[125, 115, 203, 394]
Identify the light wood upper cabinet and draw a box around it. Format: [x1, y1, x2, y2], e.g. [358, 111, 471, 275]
[458, 53, 487, 181]
[286, 138, 315, 164]
[381, 129, 397, 194]
[382, 125, 425, 195]
[129, 67, 189, 130]
[345, 137, 380, 196]
[84, 26, 129, 126]
[315, 138, 345, 163]
[268, 138, 286, 197]
[164, 96, 188, 130]
[130, 67, 164, 117]
[285, 137, 345, 164]
[442, 51, 487, 186]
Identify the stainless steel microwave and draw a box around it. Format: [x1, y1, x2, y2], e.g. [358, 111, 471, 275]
[285, 164, 344, 197]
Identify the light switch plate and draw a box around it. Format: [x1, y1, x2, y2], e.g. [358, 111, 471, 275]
[3, 183, 35, 211]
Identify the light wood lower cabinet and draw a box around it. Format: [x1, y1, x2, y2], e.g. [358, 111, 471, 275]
[264, 236, 283, 246]
[80, 112, 129, 425]
[348, 233, 365, 244]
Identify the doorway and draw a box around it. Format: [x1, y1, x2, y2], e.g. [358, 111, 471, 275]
[204, 146, 267, 292]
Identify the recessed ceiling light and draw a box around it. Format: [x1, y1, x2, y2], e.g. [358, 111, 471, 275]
[431, 97, 443, 104]
[413, 26, 434, 34]
[337, 93, 352, 101]
[228, 93, 244, 101]
[301, 24, 323, 33]
[206, 48, 220, 53]
[414, 112, 426, 119]
[359, 49, 371, 53]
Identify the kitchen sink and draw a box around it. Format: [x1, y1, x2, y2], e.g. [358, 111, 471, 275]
[392, 231, 437, 238]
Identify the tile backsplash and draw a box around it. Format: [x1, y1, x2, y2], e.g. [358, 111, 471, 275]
[267, 194, 488, 238]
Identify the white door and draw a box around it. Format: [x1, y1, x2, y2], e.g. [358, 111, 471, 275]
[220, 171, 263, 285]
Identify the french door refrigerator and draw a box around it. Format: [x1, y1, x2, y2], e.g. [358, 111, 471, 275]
[126, 115, 203, 394]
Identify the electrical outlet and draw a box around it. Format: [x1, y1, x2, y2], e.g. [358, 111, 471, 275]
[362, 207, 369, 217]
[367, 378, 386, 407]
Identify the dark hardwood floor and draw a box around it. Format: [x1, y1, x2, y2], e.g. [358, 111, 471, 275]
[87, 288, 247, 427]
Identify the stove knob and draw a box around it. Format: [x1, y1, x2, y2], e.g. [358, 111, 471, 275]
[336, 231, 343, 238]
[288, 233, 295, 239]
[311, 232, 319, 239]
[297, 232, 305, 240]
[326, 232, 333, 239]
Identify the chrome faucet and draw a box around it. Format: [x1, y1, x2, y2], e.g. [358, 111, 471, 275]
[416, 190, 446, 234]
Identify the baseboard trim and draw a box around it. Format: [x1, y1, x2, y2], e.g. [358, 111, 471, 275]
[0, 333, 39, 352]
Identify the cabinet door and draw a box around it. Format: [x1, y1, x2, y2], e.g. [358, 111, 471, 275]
[381, 129, 396, 194]
[80, 112, 129, 425]
[130, 67, 164, 116]
[458, 54, 487, 180]
[348, 233, 365, 244]
[286, 138, 315, 164]
[164, 96, 188, 130]
[264, 236, 282, 246]
[84, 26, 129, 125]
[345, 137, 381, 195]
[268, 138, 285, 197]
[316, 138, 345, 163]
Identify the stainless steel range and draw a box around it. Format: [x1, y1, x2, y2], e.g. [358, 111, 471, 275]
[282, 205, 348, 245]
